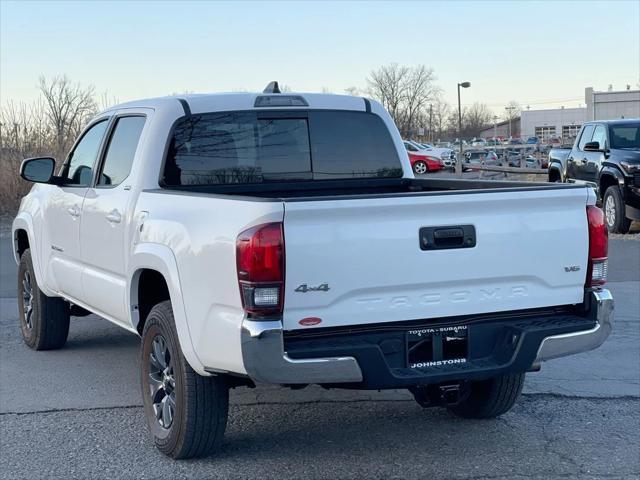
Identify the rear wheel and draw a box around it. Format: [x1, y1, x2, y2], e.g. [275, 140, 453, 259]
[448, 373, 524, 419]
[17, 249, 69, 350]
[141, 300, 229, 459]
[413, 161, 428, 175]
[603, 186, 631, 234]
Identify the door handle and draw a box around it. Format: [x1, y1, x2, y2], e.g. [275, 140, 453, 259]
[67, 205, 80, 218]
[106, 209, 122, 224]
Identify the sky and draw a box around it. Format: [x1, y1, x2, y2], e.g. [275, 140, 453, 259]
[1, 0, 639, 115]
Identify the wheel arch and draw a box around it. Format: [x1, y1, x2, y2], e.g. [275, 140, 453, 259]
[11, 214, 54, 296]
[598, 167, 625, 199]
[547, 162, 563, 182]
[128, 243, 206, 375]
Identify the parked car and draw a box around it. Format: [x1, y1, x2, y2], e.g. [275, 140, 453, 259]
[414, 141, 456, 164]
[471, 138, 487, 147]
[525, 155, 541, 169]
[486, 138, 502, 147]
[505, 149, 522, 167]
[484, 150, 500, 165]
[526, 136, 539, 145]
[13, 87, 613, 459]
[548, 119, 640, 233]
[463, 150, 488, 170]
[508, 138, 524, 145]
[403, 141, 443, 174]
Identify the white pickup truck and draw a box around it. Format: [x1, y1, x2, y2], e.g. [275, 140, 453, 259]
[13, 84, 613, 459]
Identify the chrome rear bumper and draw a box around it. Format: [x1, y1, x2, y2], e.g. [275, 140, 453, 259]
[240, 289, 613, 385]
[241, 320, 363, 384]
[535, 288, 613, 362]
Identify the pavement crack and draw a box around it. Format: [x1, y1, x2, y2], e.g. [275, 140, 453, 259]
[1, 393, 638, 417]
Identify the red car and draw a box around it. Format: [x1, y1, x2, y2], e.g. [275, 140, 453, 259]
[404, 142, 443, 174]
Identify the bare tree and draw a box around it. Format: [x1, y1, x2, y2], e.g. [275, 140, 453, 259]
[38, 75, 97, 159]
[366, 63, 410, 126]
[344, 86, 360, 96]
[99, 91, 119, 111]
[447, 102, 493, 139]
[504, 100, 521, 121]
[431, 98, 451, 141]
[366, 63, 439, 138]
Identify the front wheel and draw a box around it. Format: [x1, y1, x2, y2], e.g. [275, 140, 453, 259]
[413, 161, 428, 175]
[141, 300, 229, 459]
[603, 186, 631, 234]
[448, 373, 524, 419]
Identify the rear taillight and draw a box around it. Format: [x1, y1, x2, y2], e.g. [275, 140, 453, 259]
[236, 222, 285, 316]
[586, 206, 608, 287]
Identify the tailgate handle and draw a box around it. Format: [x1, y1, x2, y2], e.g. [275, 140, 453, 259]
[420, 225, 476, 250]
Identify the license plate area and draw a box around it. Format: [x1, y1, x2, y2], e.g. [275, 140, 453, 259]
[407, 325, 468, 369]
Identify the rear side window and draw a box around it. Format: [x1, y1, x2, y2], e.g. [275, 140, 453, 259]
[98, 116, 146, 186]
[309, 111, 402, 179]
[162, 110, 401, 186]
[609, 123, 640, 149]
[577, 125, 595, 150]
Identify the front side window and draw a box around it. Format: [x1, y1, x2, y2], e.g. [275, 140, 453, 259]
[590, 125, 607, 150]
[577, 125, 595, 151]
[62, 120, 109, 186]
[163, 110, 402, 186]
[98, 116, 146, 186]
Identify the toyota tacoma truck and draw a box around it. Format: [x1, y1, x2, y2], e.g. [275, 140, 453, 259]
[548, 119, 640, 233]
[13, 84, 613, 459]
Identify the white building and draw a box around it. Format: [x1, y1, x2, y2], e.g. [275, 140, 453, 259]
[520, 107, 585, 143]
[520, 87, 640, 144]
[585, 87, 640, 121]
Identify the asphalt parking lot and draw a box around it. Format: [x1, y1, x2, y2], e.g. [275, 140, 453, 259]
[0, 235, 638, 479]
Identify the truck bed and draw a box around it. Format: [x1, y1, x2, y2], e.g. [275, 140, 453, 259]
[153, 177, 585, 201]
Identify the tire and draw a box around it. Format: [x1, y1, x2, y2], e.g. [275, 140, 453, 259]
[603, 186, 631, 234]
[17, 249, 69, 350]
[413, 161, 428, 175]
[140, 300, 229, 459]
[448, 373, 525, 419]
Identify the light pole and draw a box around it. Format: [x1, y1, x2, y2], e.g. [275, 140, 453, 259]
[457, 81, 470, 176]
[493, 115, 498, 139]
[505, 105, 516, 139]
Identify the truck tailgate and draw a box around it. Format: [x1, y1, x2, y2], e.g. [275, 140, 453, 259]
[282, 187, 590, 331]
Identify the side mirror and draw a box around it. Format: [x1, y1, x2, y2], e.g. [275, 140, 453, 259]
[583, 141, 604, 152]
[20, 157, 56, 184]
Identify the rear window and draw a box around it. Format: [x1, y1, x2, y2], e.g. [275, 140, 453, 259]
[162, 110, 402, 186]
[609, 123, 640, 149]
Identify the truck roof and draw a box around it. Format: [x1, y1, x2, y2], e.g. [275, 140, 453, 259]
[100, 91, 371, 116]
[583, 118, 640, 126]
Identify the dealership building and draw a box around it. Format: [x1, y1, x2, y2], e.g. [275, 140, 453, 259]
[480, 87, 640, 143]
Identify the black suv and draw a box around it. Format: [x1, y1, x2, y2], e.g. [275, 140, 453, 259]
[549, 119, 640, 233]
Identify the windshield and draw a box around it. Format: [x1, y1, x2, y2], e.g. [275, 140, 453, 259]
[609, 123, 640, 149]
[163, 110, 402, 186]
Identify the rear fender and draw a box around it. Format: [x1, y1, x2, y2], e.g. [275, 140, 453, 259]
[128, 243, 206, 375]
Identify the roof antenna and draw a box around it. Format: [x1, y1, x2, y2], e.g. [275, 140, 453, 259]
[263, 81, 281, 94]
